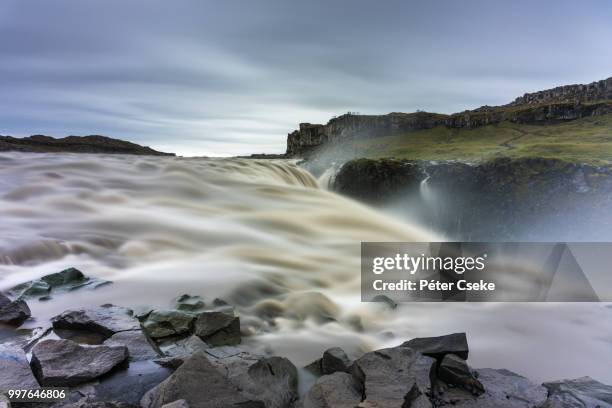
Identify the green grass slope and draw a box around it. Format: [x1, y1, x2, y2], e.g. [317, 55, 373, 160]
[344, 113, 612, 165]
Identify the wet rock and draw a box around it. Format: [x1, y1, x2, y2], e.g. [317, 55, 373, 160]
[104, 330, 161, 362]
[153, 356, 185, 370]
[351, 346, 435, 408]
[141, 310, 195, 339]
[140, 354, 264, 408]
[193, 311, 240, 346]
[175, 295, 205, 312]
[438, 353, 484, 395]
[302, 372, 362, 408]
[0, 344, 39, 390]
[212, 298, 228, 307]
[371, 294, 398, 309]
[0, 293, 31, 326]
[159, 335, 209, 359]
[66, 399, 137, 408]
[440, 368, 547, 407]
[321, 347, 351, 375]
[31, 339, 128, 386]
[9, 268, 111, 299]
[542, 376, 612, 407]
[75, 360, 173, 406]
[52, 305, 140, 341]
[161, 400, 189, 408]
[401, 332, 469, 360]
[238, 356, 299, 408]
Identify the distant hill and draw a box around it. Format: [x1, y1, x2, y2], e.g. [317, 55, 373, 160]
[287, 76, 612, 165]
[0, 134, 175, 156]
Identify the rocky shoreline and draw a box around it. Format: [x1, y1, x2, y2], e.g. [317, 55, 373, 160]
[1, 268, 612, 407]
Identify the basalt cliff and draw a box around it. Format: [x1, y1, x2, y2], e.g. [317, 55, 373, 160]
[286, 76, 612, 157]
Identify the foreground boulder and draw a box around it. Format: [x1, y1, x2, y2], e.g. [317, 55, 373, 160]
[0, 343, 39, 390]
[302, 372, 362, 408]
[193, 311, 241, 346]
[542, 376, 612, 407]
[31, 339, 128, 386]
[351, 346, 435, 407]
[401, 332, 469, 360]
[52, 305, 140, 341]
[140, 354, 264, 408]
[0, 292, 31, 326]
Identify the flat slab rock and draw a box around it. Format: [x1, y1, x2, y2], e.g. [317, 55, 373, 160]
[52, 305, 140, 340]
[439, 368, 548, 408]
[351, 346, 435, 408]
[542, 376, 612, 408]
[0, 343, 39, 390]
[31, 339, 128, 387]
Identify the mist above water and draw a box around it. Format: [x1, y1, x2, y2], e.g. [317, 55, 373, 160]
[0, 153, 610, 384]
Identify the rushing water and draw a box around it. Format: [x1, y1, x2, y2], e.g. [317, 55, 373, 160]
[0, 152, 611, 384]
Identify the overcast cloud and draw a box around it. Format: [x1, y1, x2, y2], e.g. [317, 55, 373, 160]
[1, 1, 611, 156]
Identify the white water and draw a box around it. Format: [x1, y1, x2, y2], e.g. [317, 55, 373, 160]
[0, 153, 611, 384]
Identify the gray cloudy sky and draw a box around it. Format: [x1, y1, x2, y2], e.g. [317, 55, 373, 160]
[1, 1, 611, 156]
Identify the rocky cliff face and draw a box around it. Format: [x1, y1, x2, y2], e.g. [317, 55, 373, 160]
[287, 112, 447, 156]
[286, 76, 612, 156]
[333, 157, 612, 241]
[0, 134, 175, 156]
[510, 76, 612, 106]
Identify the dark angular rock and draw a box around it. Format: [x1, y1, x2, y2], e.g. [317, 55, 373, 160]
[141, 310, 195, 339]
[542, 376, 612, 408]
[401, 332, 469, 360]
[321, 347, 351, 375]
[104, 330, 161, 362]
[351, 346, 435, 408]
[0, 292, 31, 326]
[52, 305, 140, 340]
[0, 343, 40, 390]
[9, 268, 111, 300]
[175, 295, 205, 312]
[303, 372, 362, 408]
[440, 368, 547, 408]
[438, 353, 484, 395]
[193, 311, 240, 346]
[140, 354, 264, 408]
[241, 357, 299, 408]
[30, 339, 128, 386]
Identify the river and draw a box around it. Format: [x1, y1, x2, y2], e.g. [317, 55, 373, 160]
[0, 152, 610, 384]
